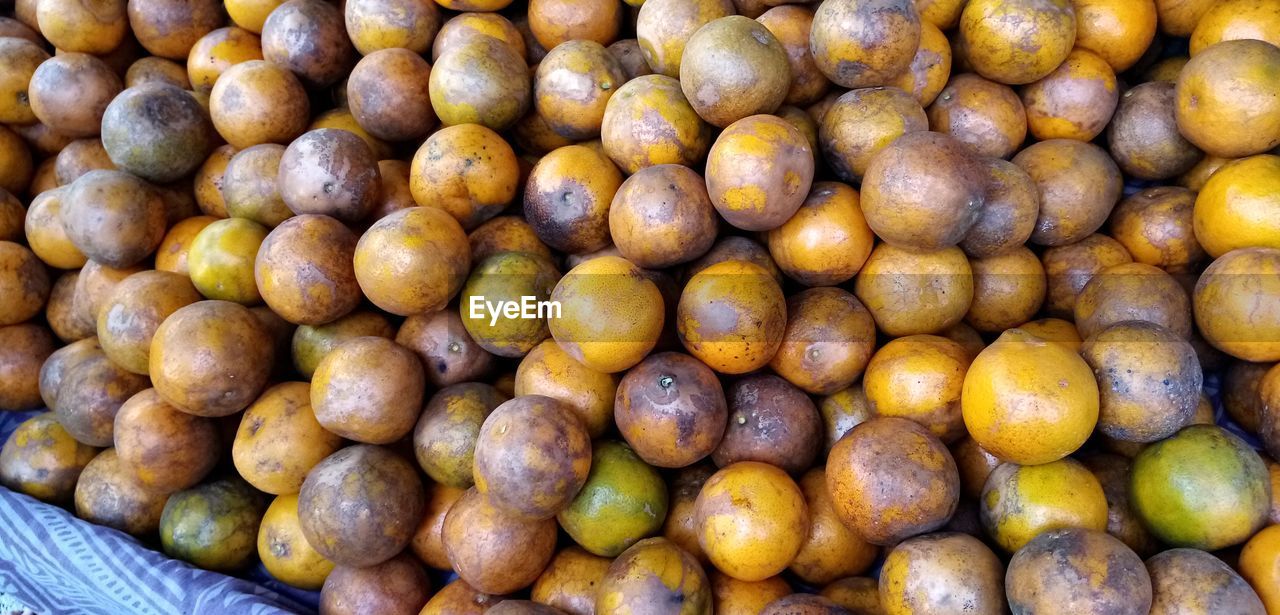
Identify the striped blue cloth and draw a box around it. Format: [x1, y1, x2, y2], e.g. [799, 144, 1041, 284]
[0, 411, 318, 615]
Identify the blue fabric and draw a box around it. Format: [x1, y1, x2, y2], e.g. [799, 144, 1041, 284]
[0, 410, 320, 615]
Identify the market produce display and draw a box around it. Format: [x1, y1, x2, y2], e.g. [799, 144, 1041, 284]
[1, 0, 1280, 613]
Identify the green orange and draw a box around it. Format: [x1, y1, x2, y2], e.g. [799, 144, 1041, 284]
[558, 441, 669, 557]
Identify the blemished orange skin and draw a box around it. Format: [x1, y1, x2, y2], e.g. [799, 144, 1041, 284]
[96, 270, 201, 375]
[1240, 524, 1280, 613]
[952, 437, 1002, 499]
[0, 38, 48, 125]
[1017, 318, 1083, 352]
[432, 12, 526, 63]
[1008, 528, 1153, 614]
[1194, 155, 1280, 257]
[661, 465, 714, 564]
[711, 571, 791, 615]
[113, 388, 219, 493]
[24, 188, 86, 270]
[863, 335, 971, 443]
[524, 145, 623, 254]
[55, 138, 115, 185]
[861, 131, 986, 251]
[766, 182, 874, 287]
[0, 14, 40, 43]
[50, 349, 148, 446]
[222, 145, 292, 227]
[927, 73, 1027, 159]
[597, 537, 712, 614]
[1176, 40, 1280, 158]
[613, 352, 727, 469]
[1223, 361, 1271, 434]
[826, 417, 960, 545]
[125, 57, 191, 89]
[513, 109, 577, 156]
[965, 246, 1047, 333]
[959, 158, 1039, 259]
[980, 458, 1108, 553]
[1147, 548, 1268, 615]
[886, 22, 952, 107]
[345, 0, 441, 56]
[255, 215, 360, 326]
[38, 338, 102, 415]
[209, 60, 310, 149]
[1080, 453, 1161, 556]
[26, 157, 62, 196]
[961, 329, 1099, 465]
[305, 108, 392, 161]
[776, 105, 819, 151]
[820, 577, 882, 613]
[678, 260, 786, 375]
[191, 145, 234, 219]
[128, 0, 221, 59]
[879, 532, 1007, 614]
[431, 37, 530, 132]
[1074, 261, 1192, 340]
[819, 87, 928, 183]
[258, 493, 334, 591]
[37, 0, 127, 54]
[260, 0, 353, 88]
[369, 160, 415, 222]
[155, 216, 217, 276]
[853, 244, 975, 337]
[1073, 0, 1157, 71]
[528, 0, 620, 49]
[916, 0, 965, 27]
[810, 0, 921, 89]
[1110, 186, 1204, 273]
[531, 547, 612, 615]
[1013, 139, 1123, 247]
[609, 164, 718, 270]
[409, 484, 466, 569]
[1195, 248, 1280, 362]
[1190, 0, 1280, 54]
[1021, 48, 1118, 142]
[347, 49, 437, 142]
[757, 6, 829, 107]
[548, 256, 664, 374]
[941, 323, 987, 362]
[1041, 234, 1133, 318]
[1145, 56, 1189, 82]
[1109, 82, 1203, 181]
[412, 383, 507, 489]
[705, 114, 814, 231]
[443, 488, 559, 595]
[231, 382, 341, 495]
[0, 127, 32, 196]
[311, 336, 425, 445]
[354, 206, 471, 316]
[73, 449, 168, 536]
[769, 287, 875, 396]
[534, 40, 626, 140]
[959, 0, 1076, 85]
[600, 74, 712, 174]
[0, 412, 98, 504]
[1179, 154, 1234, 192]
[297, 445, 426, 568]
[472, 395, 592, 520]
[635, 0, 734, 78]
[186, 27, 263, 94]
[790, 468, 877, 586]
[1083, 321, 1202, 443]
[421, 579, 505, 615]
[150, 300, 275, 417]
[61, 170, 167, 269]
[694, 461, 808, 582]
[319, 554, 431, 615]
[515, 340, 617, 438]
[410, 124, 518, 231]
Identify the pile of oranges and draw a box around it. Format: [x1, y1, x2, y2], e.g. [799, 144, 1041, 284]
[1, 0, 1280, 613]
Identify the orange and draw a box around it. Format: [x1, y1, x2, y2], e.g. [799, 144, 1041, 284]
[694, 461, 808, 582]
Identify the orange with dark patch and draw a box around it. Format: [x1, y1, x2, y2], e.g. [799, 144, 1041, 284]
[74, 449, 168, 536]
[347, 49, 437, 142]
[810, 0, 920, 88]
[431, 12, 526, 63]
[261, 0, 353, 87]
[413, 383, 508, 489]
[879, 532, 1007, 614]
[472, 395, 592, 519]
[186, 27, 264, 93]
[354, 205, 471, 316]
[36, 0, 127, 54]
[420, 580, 506, 615]
[96, 270, 202, 375]
[713, 374, 821, 474]
[1005, 529, 1152, 614]
[1109, 82, 1203, 181]
[430, 38, 530, 131]
[311, 336, 425, 444]
[515, 339, 617, 438]
[861, 131, 984, 251]
[524, 145, 622, 254]
[319, 554, 431, 615]
[209, 60, 310, 149]
[1013, 139, 1122, 247]
[29, 53, 122, 139]
[887, 21, 952, 106]
[397, 310, 495, 388]
[1021, 48, 1118, 142]
[113, 389, 219, 493]
[927, 73, 1027, 159]
[959, 158, 1039, 258]
[531, 547, 613, 615]
[255, 215, 360, 326]
[535, 40, 626, 140]
[54, 139, 115, 186]
[965, 246, 1047, 333]
[609, 164, 718, 269]
[291, 310, 394, 379]
[53, 352, 148, 447]
[1109, 186, 1204, 273]
[443, 487, 559, 595]
[758, 6, 829, 107]
[706, 114, 814, 231]
[0, 412, 98, 504]
[0, 324, 56, 412]
[597, 537, 711, 613]
[790, 468, 878, 586]
[600, 74, 712, 174]
[1074, 262, 1192, 339]
[678, 260, 786, 375]
[1041, 234, 1132, 318]
[695, 461, 808, 582]
[410, 124, 519, 231]
[527, 0, 620, 49]
[344, 0, 441, 56]
[958, 0, 1076, 85]
[614, 352, 726, 468]
[277, 129, 380, 224]
[854, 244, 974, 336]
[150, 300, 275, 417]
[232, 381, 341, 495]
[0, 38, 48, 126]
[826, 417, 960, 545]
[680, 17, 791, 128]
[1080, 454, 1159, 557]
[297, 445, 425, 568]
[820, 87, 926, 184]
[769, 287, 875, 396]
[222, 144, 291, 227]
